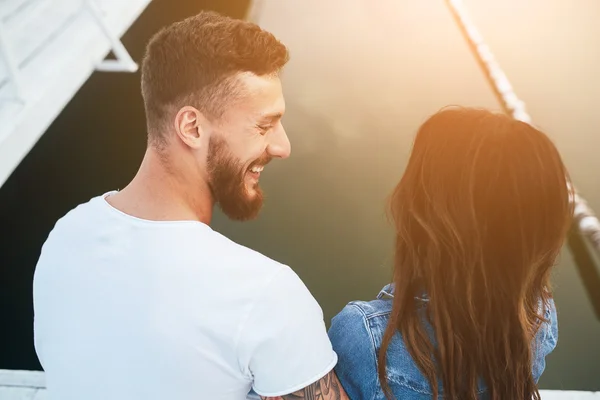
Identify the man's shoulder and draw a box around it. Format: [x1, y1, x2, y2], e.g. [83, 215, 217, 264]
[207, 230, 286, 273]
[42, 195, 104, 243]
[192, 228, 313, 309]
[50, 192, 109, 226]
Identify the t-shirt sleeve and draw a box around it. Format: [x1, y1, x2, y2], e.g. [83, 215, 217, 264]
[236, 266, 338, 397]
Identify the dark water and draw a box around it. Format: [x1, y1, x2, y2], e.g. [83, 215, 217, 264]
[1, 0, 599, 392]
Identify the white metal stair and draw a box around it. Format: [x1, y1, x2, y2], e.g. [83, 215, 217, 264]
[0, 0, 151, 188]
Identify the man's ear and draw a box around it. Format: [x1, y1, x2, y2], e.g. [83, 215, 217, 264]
[174, 106, 205, 149]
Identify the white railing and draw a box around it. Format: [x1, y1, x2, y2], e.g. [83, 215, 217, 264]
[445, 0, 600, 255]
[0, 369, 594, 399]
[84, 0, 137, 73]
[0, 0, 150, 189]
[0, 0, 137, 103]
[0, 17, 22, 101]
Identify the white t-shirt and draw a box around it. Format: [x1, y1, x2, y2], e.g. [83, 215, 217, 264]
[33, 192, 337, 400]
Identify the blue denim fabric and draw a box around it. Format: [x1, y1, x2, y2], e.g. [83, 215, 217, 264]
[329, 284, 558, 400]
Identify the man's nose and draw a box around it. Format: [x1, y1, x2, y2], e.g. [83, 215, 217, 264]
[266, 124, 291, 159]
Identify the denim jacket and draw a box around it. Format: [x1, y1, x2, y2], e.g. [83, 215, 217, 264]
[328, 284, 558, 400]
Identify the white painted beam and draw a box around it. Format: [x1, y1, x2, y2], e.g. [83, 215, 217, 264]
[0, 0, 151, 188]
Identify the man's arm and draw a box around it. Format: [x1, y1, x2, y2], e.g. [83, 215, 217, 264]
[260, 370, 349, 400]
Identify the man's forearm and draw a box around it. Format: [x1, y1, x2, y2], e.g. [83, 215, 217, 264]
[260, 370, 349, 400]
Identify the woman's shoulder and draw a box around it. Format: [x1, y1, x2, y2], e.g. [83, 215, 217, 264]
[329, 285, 396, 351]
[328, 290, 393, 400]
[334, 298, 394, 325]
[329, 285, 438, 399]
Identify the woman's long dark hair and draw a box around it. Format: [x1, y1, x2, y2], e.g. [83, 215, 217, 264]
[378, 107, 573, 400]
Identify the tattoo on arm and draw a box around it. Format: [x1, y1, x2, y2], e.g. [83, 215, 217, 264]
[260, 370, 347, 400]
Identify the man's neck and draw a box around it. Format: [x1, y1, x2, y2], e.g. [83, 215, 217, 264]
[107, 148, 214, 224]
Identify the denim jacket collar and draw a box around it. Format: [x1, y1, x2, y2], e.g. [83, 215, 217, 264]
[377, 283, 429, 302]
[377, 283, 396, 299]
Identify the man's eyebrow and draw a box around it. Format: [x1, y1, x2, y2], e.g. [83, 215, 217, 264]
[258, 112, 283, 124]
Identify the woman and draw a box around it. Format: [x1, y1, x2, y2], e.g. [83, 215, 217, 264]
[328, 107, 573, 400]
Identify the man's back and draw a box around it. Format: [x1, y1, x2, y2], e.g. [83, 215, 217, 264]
[33, 192, 337, 399]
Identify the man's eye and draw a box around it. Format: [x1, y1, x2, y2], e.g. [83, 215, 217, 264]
[257, 125, 272, 134]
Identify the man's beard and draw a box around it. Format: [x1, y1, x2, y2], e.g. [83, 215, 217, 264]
[206, 136, 270, 221]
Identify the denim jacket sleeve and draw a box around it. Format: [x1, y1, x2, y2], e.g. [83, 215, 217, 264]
[328, 304, 378, 400]
[532, 298, 558, 382]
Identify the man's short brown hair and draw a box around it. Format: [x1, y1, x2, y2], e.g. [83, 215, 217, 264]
[141, 11, 289, 145]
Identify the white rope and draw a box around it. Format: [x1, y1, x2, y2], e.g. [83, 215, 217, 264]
[446, 0, 600, 253]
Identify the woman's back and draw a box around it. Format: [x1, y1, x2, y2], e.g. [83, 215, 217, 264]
[329, 107, 572, 400]
[329, 284, 558, 399]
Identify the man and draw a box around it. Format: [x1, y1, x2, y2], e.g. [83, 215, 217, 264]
[33, 11, 347, 400]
